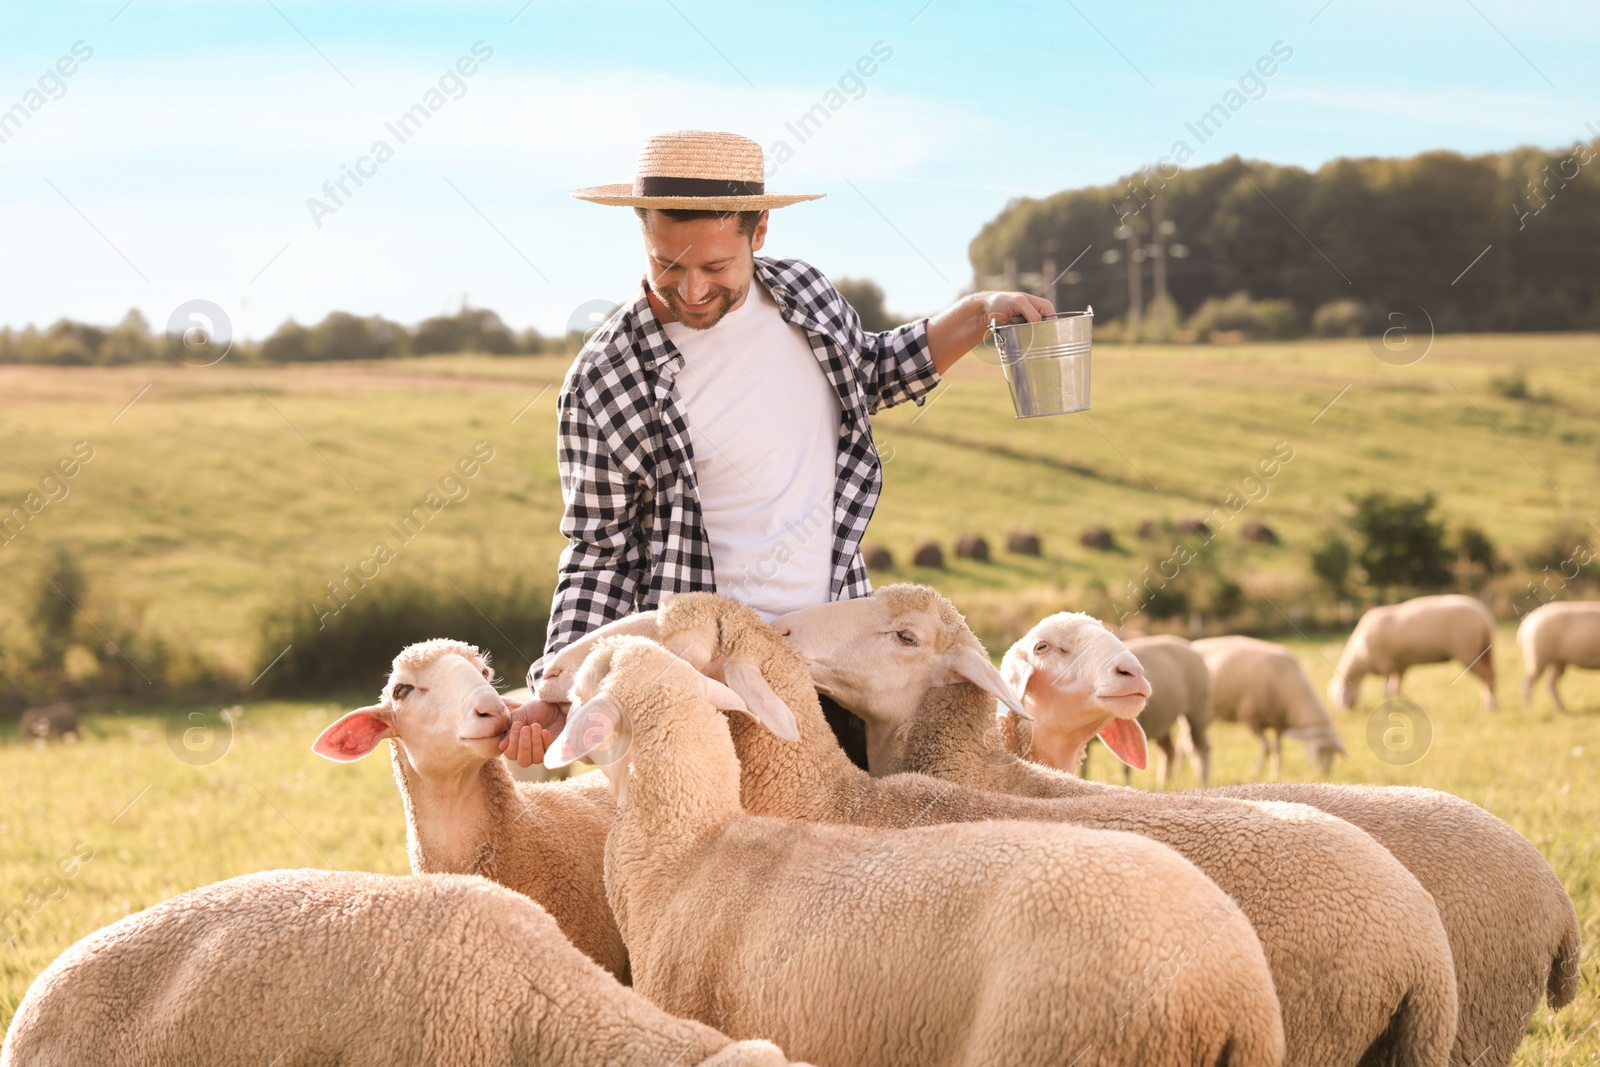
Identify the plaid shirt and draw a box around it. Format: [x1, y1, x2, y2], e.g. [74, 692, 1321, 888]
[531, 256, 940, 680]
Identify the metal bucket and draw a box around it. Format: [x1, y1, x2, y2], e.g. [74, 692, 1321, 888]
[988, 306, 1093, 418]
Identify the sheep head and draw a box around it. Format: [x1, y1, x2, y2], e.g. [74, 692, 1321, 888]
[543, 635, 794, 800]
[1286, 725, 1346, 773]
[532, 610, 662, 705]
[1001, 613, 1152, 772]
[774, 584, 1026, 735]
[313, 639, 512, 776]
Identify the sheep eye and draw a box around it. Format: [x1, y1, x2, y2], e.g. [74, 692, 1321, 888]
[895, 630, 917, 646]
[392, 683, 414, 700]
[1034, 641, 1049, 654]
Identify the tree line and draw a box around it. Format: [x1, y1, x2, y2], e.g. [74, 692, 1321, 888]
[969, 140, 1600, 337]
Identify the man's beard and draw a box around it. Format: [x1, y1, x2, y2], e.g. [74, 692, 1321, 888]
[654, 281, 747, 330]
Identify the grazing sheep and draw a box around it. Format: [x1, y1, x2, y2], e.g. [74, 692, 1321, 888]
[535, 595, 1451, 1067]
[1331, 594, 1498, 711]
[1008, 623, 1585, 1067]
[20, 703, 79, 741]
[1190, 635, 1346, 776]
[0, 869, 804, 1067]
[1516, 600, 1600, 711]
[772, 587, 1457, 1067]
[1127, 635, 1213, 788]
[313, 639, 627, 981]
[548, 634, 1285, 1067]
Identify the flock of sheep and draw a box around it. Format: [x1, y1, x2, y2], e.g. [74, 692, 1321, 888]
[3, 588, 1591, 1066]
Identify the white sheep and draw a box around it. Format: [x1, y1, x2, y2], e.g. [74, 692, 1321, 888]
[1190, 635, 1346, 776]
[1004, 616, 1585, 1067]
[546, 633, 1285, 1067]
[1331, 594, 1498, 711]
[1126, 635, 1212, 788]
[1516, 600, 1600, 711]
[313, 638, 627, 981]
[0, 869, 807, 1067]
[769, 586, 1457, 1067]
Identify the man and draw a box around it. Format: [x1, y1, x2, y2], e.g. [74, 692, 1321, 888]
[502, 129, 1050, 768]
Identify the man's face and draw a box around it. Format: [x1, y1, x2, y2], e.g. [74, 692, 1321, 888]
[641, 210, 768, 330]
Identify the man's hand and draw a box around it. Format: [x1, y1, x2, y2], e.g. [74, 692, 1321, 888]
[927, 291, 1056, 374]
[499, 697, 567, 768]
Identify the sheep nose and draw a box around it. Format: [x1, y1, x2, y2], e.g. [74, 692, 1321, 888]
[1113, 656, 1152, 695]
[775, 625, 792, 637]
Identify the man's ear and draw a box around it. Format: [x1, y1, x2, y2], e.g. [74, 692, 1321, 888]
[750, 210, 769, 253]
[313, 705, 394, 762]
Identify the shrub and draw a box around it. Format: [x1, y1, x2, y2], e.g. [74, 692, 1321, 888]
[1311, 299, 1366, 337]
[412, 307, 518, 356]
[1349, 491, 1452, 590]
[1187, 291, 1301, 341]
[1310, 533, 1352, 592]
[257, 570, 551, 697]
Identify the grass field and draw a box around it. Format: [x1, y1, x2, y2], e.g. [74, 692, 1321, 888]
[1, 334, 1598, 1059]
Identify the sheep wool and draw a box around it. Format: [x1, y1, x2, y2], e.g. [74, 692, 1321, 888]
[569, 635, 1285, 1067]
[0, 869, 807, 1067]
[666, 591, 1457, 1067]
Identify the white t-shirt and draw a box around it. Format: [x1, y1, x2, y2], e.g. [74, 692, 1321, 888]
[664, 284, 841, 620]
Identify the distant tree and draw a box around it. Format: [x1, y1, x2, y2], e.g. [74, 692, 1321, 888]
[102, 310, 157, 364]
[262, 320, 312, 362]
[412, 307, 516, 355]
[306, 312, 405, 361]
[1452, 524, 1499, 573]
[833, 278, 901, 332]
[1349, 492, 1452, 590]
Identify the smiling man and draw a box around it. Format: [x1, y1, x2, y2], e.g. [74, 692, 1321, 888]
[503, 129, 1050, 768]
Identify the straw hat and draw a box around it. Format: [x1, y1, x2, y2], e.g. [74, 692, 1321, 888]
[571, 130, 823, 210]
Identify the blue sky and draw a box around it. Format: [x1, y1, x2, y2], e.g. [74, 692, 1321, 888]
[1, 0, 1595, 338]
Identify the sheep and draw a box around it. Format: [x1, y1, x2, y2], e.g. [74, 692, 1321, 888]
[1190, 635, 1346, 777]
[1126, 634, 1213, 788]
[313, 638, 627, 981]
[1331, 594, 1497, 711]
[0, 868, 805, 1067]
[768, 587, 1458, 1067]
[548, 633, 1285, 1067]
[1516, 600, 1600, 711]
[543, 594, 1459, 1067]
[1006, 620, 1585, 1067]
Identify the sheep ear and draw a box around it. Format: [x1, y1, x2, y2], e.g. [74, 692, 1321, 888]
[1097, 717, 1149, 770]
[1000, 655, 1035, 713]
[313, 705, 393, 762]
[544, 693, 631, 770]
[719, 658, 800, 742]
[941, 646, 1029, 719]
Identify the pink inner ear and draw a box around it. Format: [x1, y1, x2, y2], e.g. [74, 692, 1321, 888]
[1098, 717, 1149, 770]
[312, 712, 392, 762]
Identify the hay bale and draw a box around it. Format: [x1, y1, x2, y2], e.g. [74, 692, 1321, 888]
[1079, 525, 1115, 551]
[1175, 518, 1212, 537]
[910, 540, 945, 568]
[954, 534, 990, 562]
[1241, 520, 1279, 545]
[1135, 520, 1158, 540]
[862, 543, 894, 569]
[1006, 530, 1042, 556]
